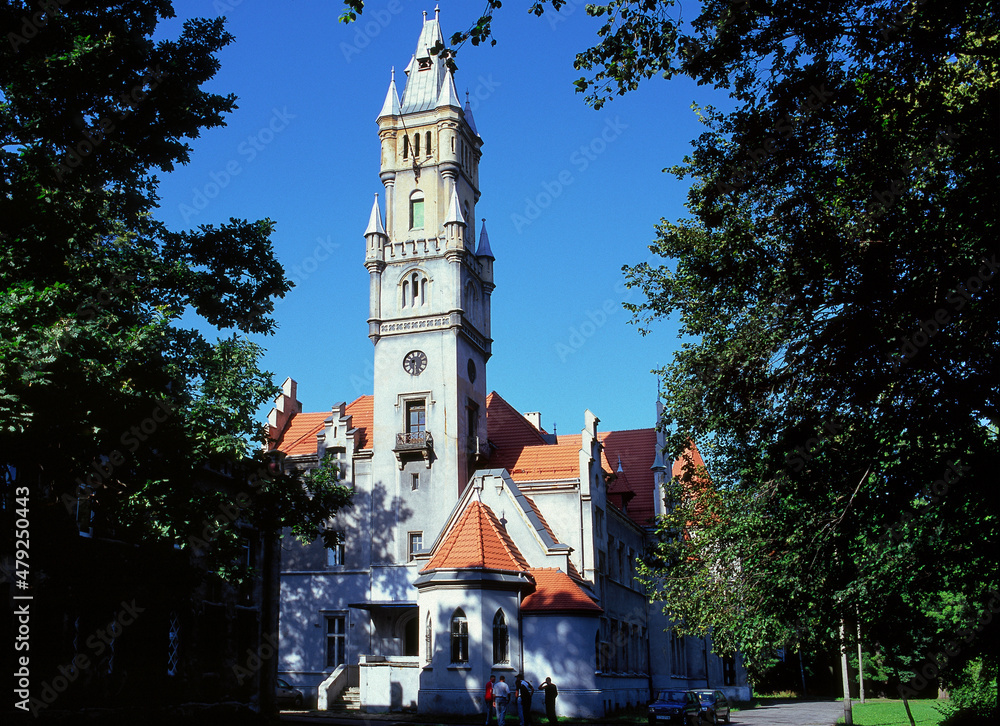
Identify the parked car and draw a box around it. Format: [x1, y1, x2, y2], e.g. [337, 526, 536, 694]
[693, 689, 731, 724]
[276, 677, 304, 709]
[648, 689, 700, 725]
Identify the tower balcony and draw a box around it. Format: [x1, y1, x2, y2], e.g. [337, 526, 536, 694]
[393, 431, 434, 469]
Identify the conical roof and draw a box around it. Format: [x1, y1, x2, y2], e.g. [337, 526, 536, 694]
[364, 195, 385, 236]
[377, 68, 401, 120]
[476, 219, 494, 258]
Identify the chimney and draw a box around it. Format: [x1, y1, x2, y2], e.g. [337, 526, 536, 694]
[522, 412, 542, 431]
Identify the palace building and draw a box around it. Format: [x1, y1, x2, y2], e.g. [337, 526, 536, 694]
[269, 9, 750, 716]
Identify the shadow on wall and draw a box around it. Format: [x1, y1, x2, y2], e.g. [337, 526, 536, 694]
[370, 480, 414, 601]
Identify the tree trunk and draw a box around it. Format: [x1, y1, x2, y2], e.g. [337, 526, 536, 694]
[840, 620, 853, 725]
[259, 526, 281, 715]
[857, 620, 865, 704]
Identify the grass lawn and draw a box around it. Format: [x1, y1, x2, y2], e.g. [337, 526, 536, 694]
[837, 698, 952, 725]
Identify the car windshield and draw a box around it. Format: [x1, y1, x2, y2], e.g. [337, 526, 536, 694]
[696, 693, 716, 702]
[658, 691, 688, 703]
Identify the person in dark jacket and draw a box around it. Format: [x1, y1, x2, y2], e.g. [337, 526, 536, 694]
[539, 677, 558, 723]
[515, 673, 535, 726]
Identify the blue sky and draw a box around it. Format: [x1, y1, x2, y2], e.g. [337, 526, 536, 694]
[155, 0, 730, 434]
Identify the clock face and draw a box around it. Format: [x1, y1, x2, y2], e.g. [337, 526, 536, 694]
[403, 350, 427, 375]
[467, 358, 477, 383]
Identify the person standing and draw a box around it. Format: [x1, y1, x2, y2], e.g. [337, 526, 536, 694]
[494, 675, 511, 724]
[539, 677, 558, 723]
[485, 675, 497, 725]
[516, 673, 535, 726]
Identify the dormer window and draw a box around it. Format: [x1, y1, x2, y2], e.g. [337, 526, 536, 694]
[417, 57, 432, 70]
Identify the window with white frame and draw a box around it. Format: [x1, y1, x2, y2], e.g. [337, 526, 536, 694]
[408, 532, 423, 562]
[326, 614, 346, 668]
[327, 531, 345, 566]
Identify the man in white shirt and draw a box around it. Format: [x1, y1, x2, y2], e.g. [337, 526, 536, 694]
[493, 675, 511, 724]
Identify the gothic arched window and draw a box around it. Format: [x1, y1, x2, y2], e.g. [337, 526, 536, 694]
[414, 132, 420, 157]
[403, 135, 409, 160]
[401, 270, 428, 309]
[492, 610, 509, 664]
[425, 131, 432, 156]
[450, 609, 469, 663]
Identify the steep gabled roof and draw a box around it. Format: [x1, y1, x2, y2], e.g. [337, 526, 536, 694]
[274, 395, 373, 457]
[485, 391, 548, 450]
[421, 500, 530, 573]
[274, 412, 328, 456]
[522, 568, 602, 613]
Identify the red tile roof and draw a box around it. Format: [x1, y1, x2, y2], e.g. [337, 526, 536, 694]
[274, 395, 374, 456]
[485, 391, 548, 450]
[421, 500, 530, 573]
[274, 412, 328, 456]
[522, 568, 602, 613]
[345, 395, 373, 450]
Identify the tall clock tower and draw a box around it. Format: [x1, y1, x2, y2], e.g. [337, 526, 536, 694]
[363, 9, 494, 563]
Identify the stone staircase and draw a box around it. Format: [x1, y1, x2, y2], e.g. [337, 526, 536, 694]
[328, 686, 361, 712]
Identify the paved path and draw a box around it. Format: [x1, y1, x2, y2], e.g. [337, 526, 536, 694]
[731, 699, 843, 726]
[281, 700, 847, 726]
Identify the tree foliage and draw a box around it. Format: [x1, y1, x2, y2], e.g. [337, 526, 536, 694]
[1, 1, 349, 571]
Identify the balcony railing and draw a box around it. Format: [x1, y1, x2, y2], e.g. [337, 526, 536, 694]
[396, 431, 431, 449]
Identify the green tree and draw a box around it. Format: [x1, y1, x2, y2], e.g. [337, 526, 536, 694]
[1, 1, 352, 713]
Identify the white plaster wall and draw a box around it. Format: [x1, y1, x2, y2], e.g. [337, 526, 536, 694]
[522, 613, 602, 718]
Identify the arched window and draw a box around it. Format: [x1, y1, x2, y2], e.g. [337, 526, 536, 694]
[425, 612, 432, 664]
[409, 191, 424, 230]
[492, 610, 509, 664]
[411, 273, 421, 306]
[403, 135, 409, 160]
[401, 270, 429, 309]
[414, 132, 420, 156]
[451, 609, 468, 663]
[425, 131, 432, 156]
[403, 615, 419, 657]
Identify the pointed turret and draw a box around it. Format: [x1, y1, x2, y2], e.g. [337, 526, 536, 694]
[475, 219, 494, 259]
[365, 194, 386, 236]
[464, 92, 480, 137]
[377, 68, 401, 120]
[437, 68, 461, 109]
[443, 185, 465, 248]
[364, 194, 387, 267]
